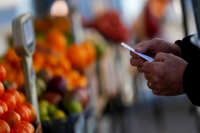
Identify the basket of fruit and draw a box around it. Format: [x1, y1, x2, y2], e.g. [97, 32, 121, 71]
[36, 71, 91, 133]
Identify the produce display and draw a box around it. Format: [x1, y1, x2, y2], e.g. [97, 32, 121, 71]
[37, 74, 90, 123]
[2, 16, 97, 90]
[0, 64, 36, 133]
[0, 16, 96, 126]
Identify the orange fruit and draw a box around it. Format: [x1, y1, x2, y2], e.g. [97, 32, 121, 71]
[77, 76, 88, 88]
[45, 29, 67, 52]
[16, 73, 24, 88]
[82, 41, 96, 64]
[46, 55, 59, 67]
[54, 68, 65, 76]
[33, 52, 45, 68]
[2, 63, 11, 73]
[0, 64, 6, 82]
[67, 45, 88, 68]
[5, 48, 20, 63]
[65, 70, 81, 89]
[59, 58, 72, 73]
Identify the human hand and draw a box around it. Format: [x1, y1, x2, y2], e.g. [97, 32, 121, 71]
[130, 38, 182, 73]
[142, 52, 188, 96]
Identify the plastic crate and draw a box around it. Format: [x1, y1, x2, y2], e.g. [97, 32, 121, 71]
[41, 107, 96, 133]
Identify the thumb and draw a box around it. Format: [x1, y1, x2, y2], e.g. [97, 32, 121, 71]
[154, 52, 167, 62]
[135, 38, 162, 54]
[134, 41, 148, 53]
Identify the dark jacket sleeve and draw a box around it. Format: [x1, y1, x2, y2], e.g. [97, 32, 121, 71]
[175, 35, 200, 106]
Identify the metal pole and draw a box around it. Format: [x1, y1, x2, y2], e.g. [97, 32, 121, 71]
[181, 0, 188, 36]
[191, 0, 200, 39]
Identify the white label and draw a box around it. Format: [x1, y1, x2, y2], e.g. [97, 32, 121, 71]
[121, 42, 154, 62]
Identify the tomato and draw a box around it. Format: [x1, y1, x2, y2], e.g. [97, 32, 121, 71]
[19, 121, 35, 133]
[0, 106, 3, 115]
[1, 93, 16, 110]
[10, 128, 26, 133]
[0, 110, 21, 129]
[22, 103, 36, 123]
[0, 120, 10, 133]
[0, 100, 7, 112]
[13, 125, 31, 133]
[0, 64, 6, 82]
[6, 89, 21, 106]
[19, 92, 26, 103]
[0, 82, 5, 97]
[15, 105, 31, 122]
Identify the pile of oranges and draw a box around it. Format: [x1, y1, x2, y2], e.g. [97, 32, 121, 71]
[2, 31, 96, 90]
[1, 48, 24, 88]
[67, 41, 96, 69]
[2, 16, 96, 90]
[0, 64, 36, 133]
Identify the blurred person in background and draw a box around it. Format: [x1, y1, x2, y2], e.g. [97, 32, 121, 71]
[130, 35, 200, 106]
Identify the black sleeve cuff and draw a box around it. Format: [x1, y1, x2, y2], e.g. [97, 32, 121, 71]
[183, 62, 200, 106]
[175, 35, 200, 63]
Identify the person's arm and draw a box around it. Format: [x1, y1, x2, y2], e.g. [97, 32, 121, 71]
[175, 35, 200, 106]
[183, 62, 200, 106]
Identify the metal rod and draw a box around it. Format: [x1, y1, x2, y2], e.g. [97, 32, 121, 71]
[191, 0, 200, 39]
[181, 0, 188, 36]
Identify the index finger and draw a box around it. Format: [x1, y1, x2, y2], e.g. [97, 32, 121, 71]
[130, 51, 140, 59]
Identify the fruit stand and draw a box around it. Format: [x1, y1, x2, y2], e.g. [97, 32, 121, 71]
[0, 0, 134, 132]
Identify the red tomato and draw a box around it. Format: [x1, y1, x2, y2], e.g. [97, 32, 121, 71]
[22, 103, 36, 123]
[13, 125, 31, 133]
[0, 106, 3, 115]
[6, 89, 21, 106]
[18, 92, 26, 103]
[15, 105, 31, 122]
[1, 93, 16, 110]
[0, 64, 6, 82]
[18, 121, 35, 133]
[0, 82, 5, 97]
[0, 110, 21, 129]
[0, 100, 8, 112]
[0, 120, 10, 133]
[10, 128, 26, 133]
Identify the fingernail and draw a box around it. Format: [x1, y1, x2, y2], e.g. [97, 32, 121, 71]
[136, 47, 142, 51]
